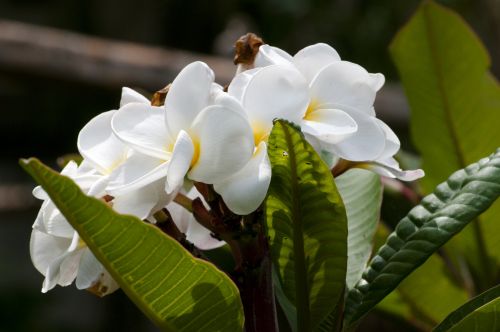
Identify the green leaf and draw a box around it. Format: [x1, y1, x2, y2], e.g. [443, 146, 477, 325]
[433, 284, 500, 332]
[395, 254, 468, 325]
[335, 169, 382, 289]
[265, 120, 348, 332]
[20, 158, 244, 332]
[390, 0, 500, 283]
[344, 148, 500, 326]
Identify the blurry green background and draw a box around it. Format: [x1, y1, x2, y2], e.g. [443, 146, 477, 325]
[0, 0, 498, 331]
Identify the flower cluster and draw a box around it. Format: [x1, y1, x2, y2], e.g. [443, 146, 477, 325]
[30, 38, 423, 295]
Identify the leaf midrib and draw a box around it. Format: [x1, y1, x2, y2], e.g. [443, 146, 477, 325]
[282, 123, 311, 331]
[422, 3, 465, 168]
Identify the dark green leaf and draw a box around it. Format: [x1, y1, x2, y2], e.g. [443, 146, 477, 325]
[344, 148, 500, 326]
[20, 158, 244, 332]
[265, 120, 348, 331]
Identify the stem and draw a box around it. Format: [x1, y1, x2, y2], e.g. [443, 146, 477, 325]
[173, 192, 193, 212]
[153, 208, 206, 260]
[237, 232, 279, 332]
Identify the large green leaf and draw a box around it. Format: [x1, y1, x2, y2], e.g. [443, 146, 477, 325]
[21, 158, 244, 332]
[265, 120, 348, 332]
[390, 0, 500, 283]
[344, 148, 500, 326]
[374, 223, 467, 328]
[433, 284, 500, 332]
[335, 169, 382, 289]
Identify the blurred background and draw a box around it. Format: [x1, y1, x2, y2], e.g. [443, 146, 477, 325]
[0, 0, 498, 331]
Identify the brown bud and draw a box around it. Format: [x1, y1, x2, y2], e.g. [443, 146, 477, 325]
[234, 33, 264, 67]
[151, 83, 172, 106]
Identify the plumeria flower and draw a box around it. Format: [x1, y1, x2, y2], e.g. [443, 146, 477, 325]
[230, 43, 423, 181]
[30, 160, 119, 295]
[30, 88, 169, 295]
[110, 61, 259, 214]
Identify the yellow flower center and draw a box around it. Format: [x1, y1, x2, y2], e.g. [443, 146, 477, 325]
[304, 99, 319, 120]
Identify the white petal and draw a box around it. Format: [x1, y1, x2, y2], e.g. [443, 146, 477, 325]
[33, 186, 48, 200]
[214, 142, 271, 215]
[301, 108, 358, 145]
[185, 216, 225, 250]
[254, 44, 293, 67]
[120, 87, 149, 107]
[228, 68, 262, 103]
[188, 106, 254, 184]
[293, 43, 341, 83]
[239, 65, 310, 132]
[106, 152, 168, 196]
[369, 73, 385, 91]
[30, 229, 71, 276]
[364, 158, 425, 181]
[60, 160, 79, 177]
[78, 111, 129, 174]
[166, 131, 194, 195]
[165, 61, 215, 136]
[310, 61, 377, 113]
[75, 250, 104, 290]
[112, 103, 172, 159]
[43, 205, 74, 238]
[86, 175, 109, 197]
[58, 249, 84, 287]
[112, 182, 163, 219]
[375, 119, 401, 160]
[326, 110, 386, 161]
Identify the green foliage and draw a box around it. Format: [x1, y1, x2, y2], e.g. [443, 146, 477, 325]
[335, 169, 382, 289]
[265, 120, 348, 332]
[20, 158, 244, 332]
[344, 148, 500, 326]
[433, 284, 500, 332]
[390, 0, 500, 285]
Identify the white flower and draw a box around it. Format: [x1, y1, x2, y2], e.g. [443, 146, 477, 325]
[30, 88, 169, 295]
[229, 43, 423, 181]
[30, 161, 119, 295]
[110, 61, 260, 214]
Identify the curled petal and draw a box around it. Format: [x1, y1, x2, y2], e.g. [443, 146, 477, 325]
[254, 44, 293, 67]
[214, 142, 271, 215]
[120, 87, 149, 107]
[301, 108, 357, 145]
[112, 183, 162, 219]
[30, 229, 71, 277]
[369, 73, 385, 91]
[78, 111, 129, 174]
[237, 65, 310, 131]
[189, 105, 254, 184]
[375, 118, 401, 160]
[112, 103, 172, 160]
[228, 68, 262, 103]
[363, 158, 425, 181]
[165, 61, 215, 136]
[293, 43, 341, 82]
[75, 250, 103, 290]
[106, 152, 168, 196]
[166, 131, 195, 195]
[76, 250, 119, 296]
[326, 110, 386, 162]
[310, 61, 377, 113]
